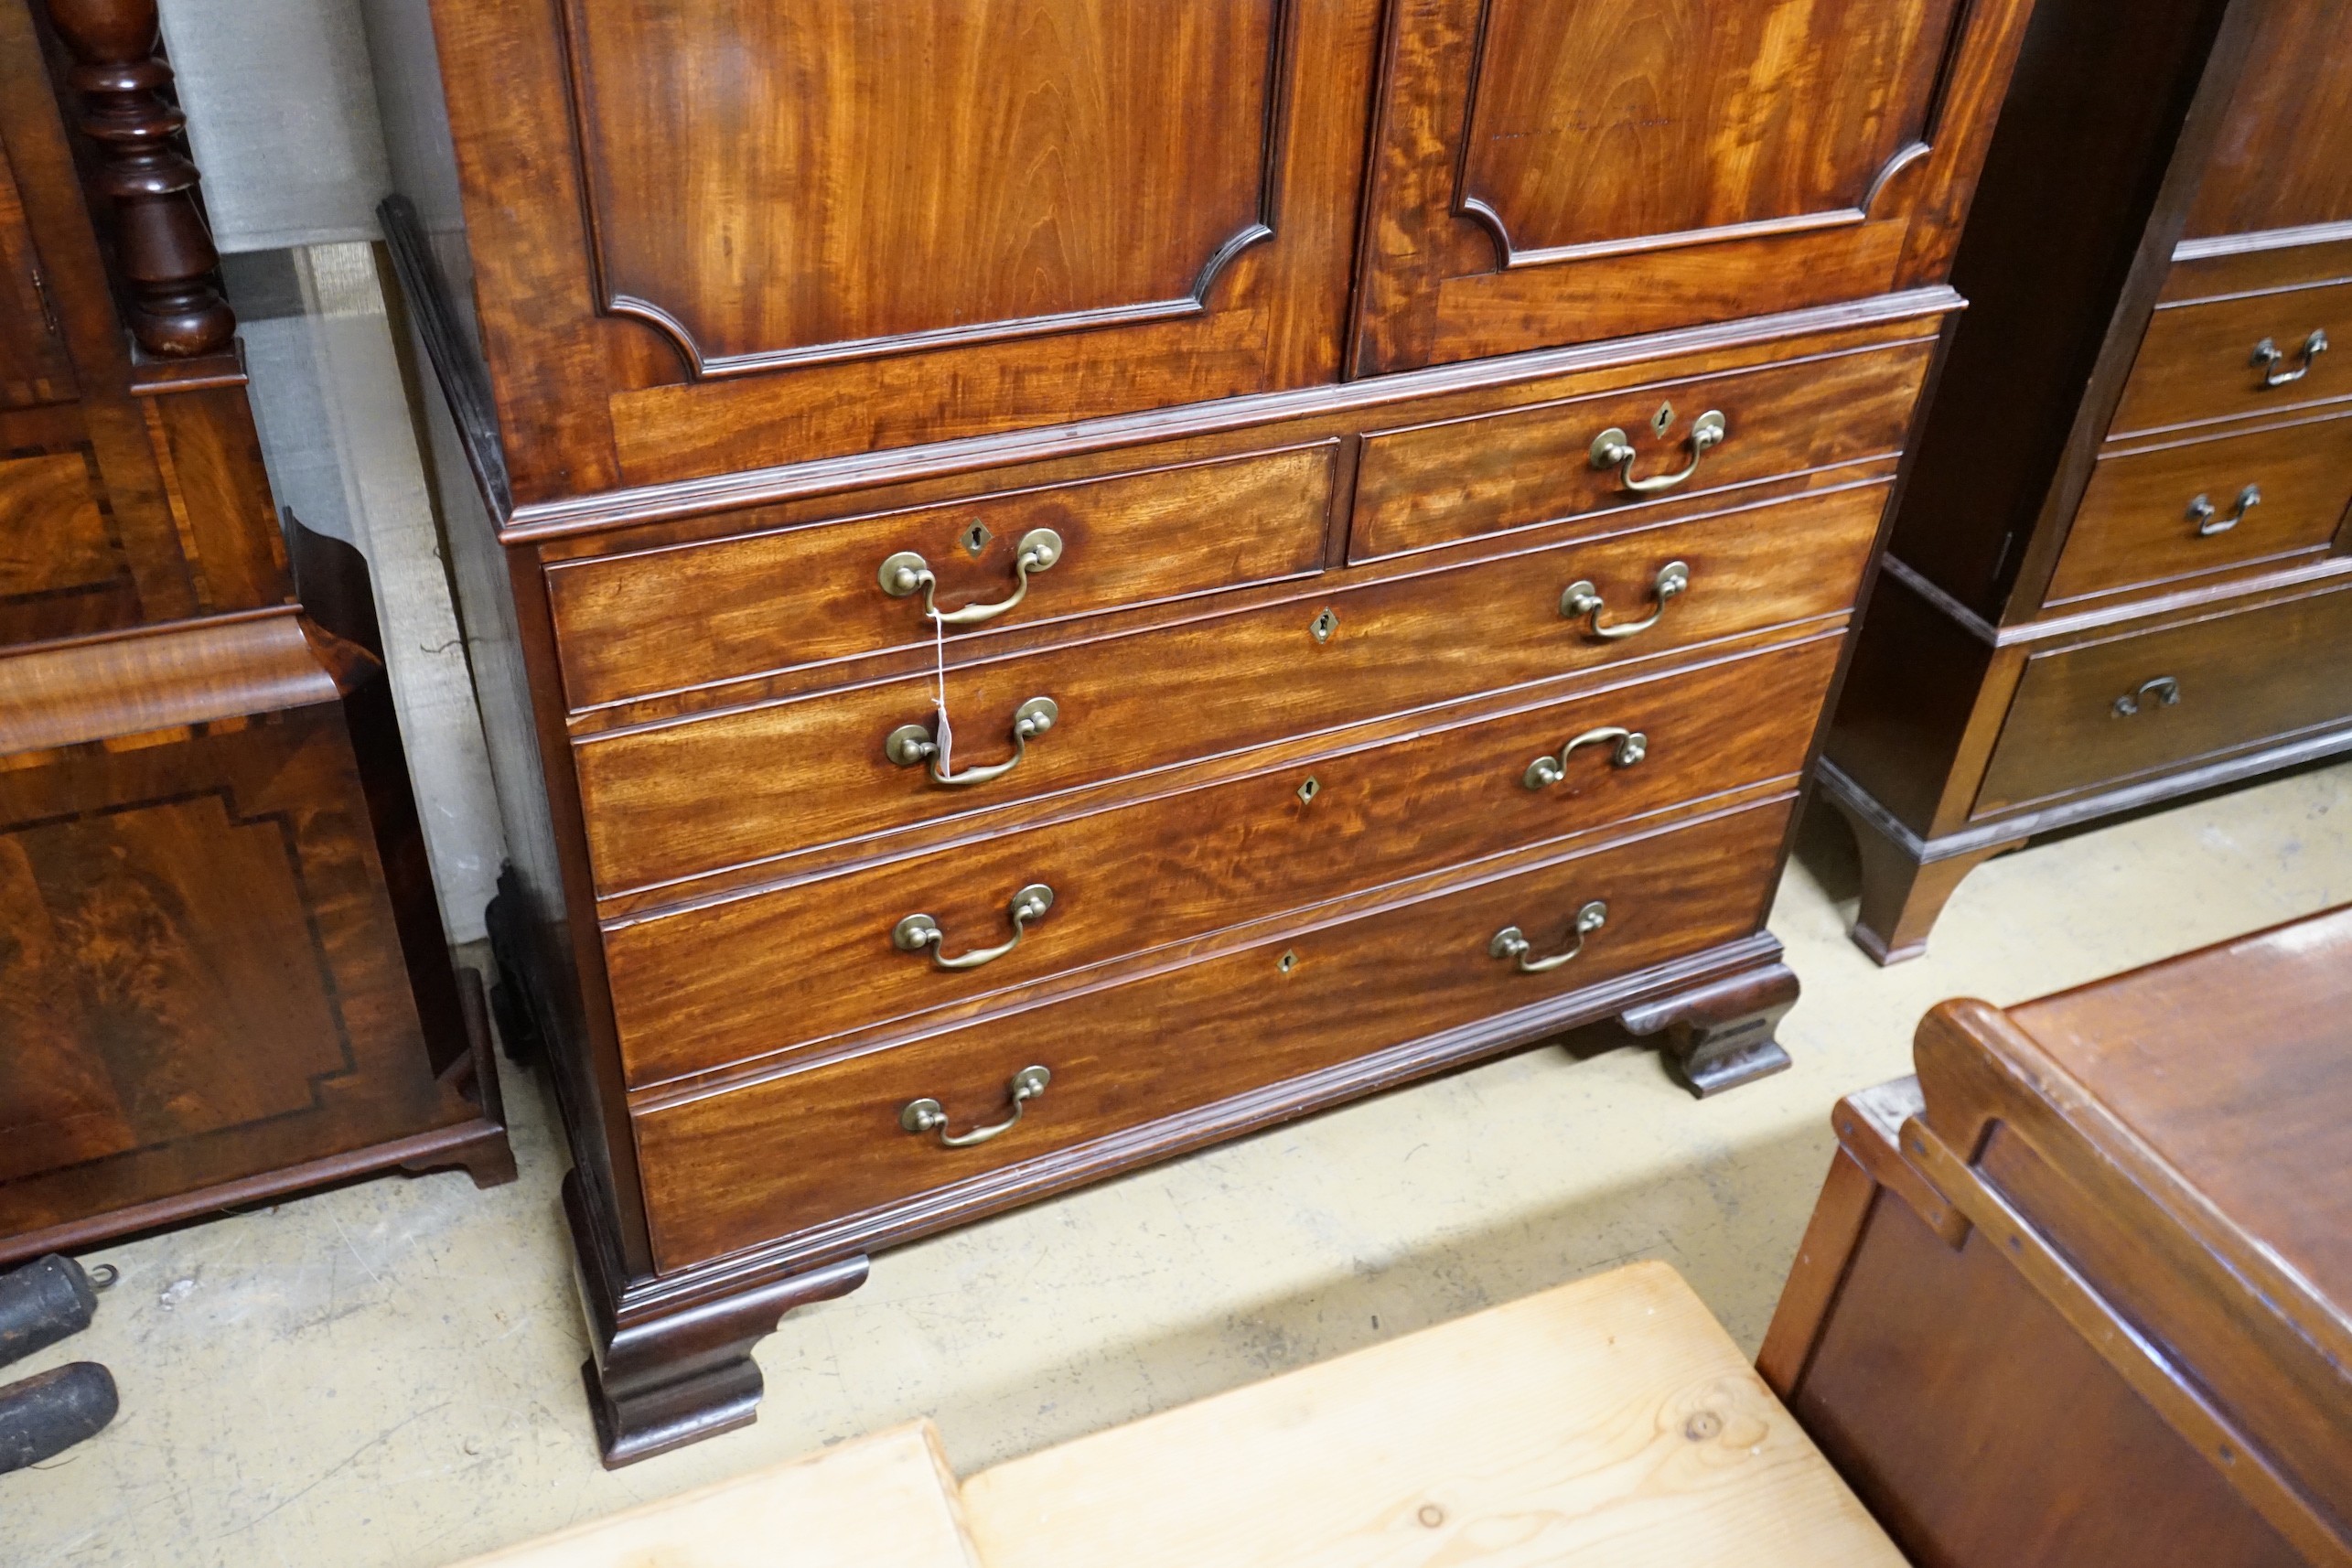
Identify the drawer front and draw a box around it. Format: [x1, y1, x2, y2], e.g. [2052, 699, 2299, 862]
[1351, 339, 1931, 561]
[2047, 414, 2352, 604]
[2110, 280, 2352, 438]
[574, 479, 1888, 895]
[547, 445, 1337, 711]
[606, 634, 1843, 1086]
[632, 796, 1793, 1272]
[1976, 582, 2352, 816]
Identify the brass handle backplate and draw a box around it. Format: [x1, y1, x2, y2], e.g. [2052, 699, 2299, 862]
[900, 1065, 1051, 1148]
[1562, 561, 1690, 640]
[2188, 484, 2261, 537]
[879, 528, 1063, 627]
[893, 883, 1054, 971]
[2252, 330, 2328, 389]
[1488, 899, 1607, 975]
[1590, 410, 1727, 495]
[1523, 726, 1648, 789]
[887, 695, 1058, 787]
[2112, 676, 2181, 717]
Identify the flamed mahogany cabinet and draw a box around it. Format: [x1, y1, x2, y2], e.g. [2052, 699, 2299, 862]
[371, 0, 2040, 1463]
[0, 0, 512, 1263]
[1761, 907, 2352, 1565]
[1821, 0, 2352, 962]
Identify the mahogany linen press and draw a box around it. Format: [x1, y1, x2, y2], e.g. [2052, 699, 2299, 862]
[370, 0, 2042, 1463]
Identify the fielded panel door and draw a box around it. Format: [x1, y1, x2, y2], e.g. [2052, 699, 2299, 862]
[1350, 0, 2040, 374]
[434, 0, 1382, 499]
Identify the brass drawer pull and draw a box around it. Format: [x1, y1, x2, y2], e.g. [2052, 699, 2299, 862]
[2111, 675, 2180, 717]
[1523, 726, 1648, 789]
[1590, 410, 1726, 494]
[1488, 899, 1607, 975]
[893, 883, 1054, 971]
[887, 695, 1058, 787]
[1562, 561, 1690, 640]
[2252, 329, 2327, 389]
[879, 528, 1063, 627]
[901, 1065, 1051, 1148]
[2188, 484, 2261, 537]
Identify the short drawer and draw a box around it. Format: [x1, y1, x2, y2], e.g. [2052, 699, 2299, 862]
[573, 478, 1889, 895]
[630, 795, 1794, 1272]
[1975, 580, 2352, 816]
[2046, 413, 2352, 604]
[605, 633, 1843, 1086]
[2110, 280, 2352, 438]
[545, 444, 1337, 710]
[1349, 338, 1931, 561]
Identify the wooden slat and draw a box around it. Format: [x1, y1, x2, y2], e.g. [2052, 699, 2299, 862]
[446, 1422, 981, 1568]
[961, 1261, 1904, 1568]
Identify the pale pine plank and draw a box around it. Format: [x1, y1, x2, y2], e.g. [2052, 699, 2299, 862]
[446, 1421, 981, 1568]
[959, 1260, 1904, 1568]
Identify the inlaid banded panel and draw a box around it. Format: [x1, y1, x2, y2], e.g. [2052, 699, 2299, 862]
[564, 0, 1290, 376]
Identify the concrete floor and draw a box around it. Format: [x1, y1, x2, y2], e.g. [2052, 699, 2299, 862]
[6, 763, 2347, 1566]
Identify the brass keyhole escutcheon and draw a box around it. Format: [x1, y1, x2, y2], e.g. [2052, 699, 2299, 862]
[961, 521, 993, 556]
[1310, 607, 1338, 643]
[1296, 776, 1320, 804]
[1277, 950, 1299, 974]
[1650, 402, 1676, 436]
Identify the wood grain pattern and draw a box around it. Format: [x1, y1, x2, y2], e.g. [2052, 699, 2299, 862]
[547, 443, 1336, 712]
[2046, 410, 2352, 603]
[1351, 337, 1929, 559]
[964, 1260, 1903, 1568]
[566, 0, 1283, 376]
[0, 449, 119, 600]
[2112, 278, 2352, 437]
[0, 610, 342, 755]
[572, 479, 1886, 896]
[1460, 0, 1961, 257]
[2184, 0, 2352, 241]
[1350, 0, 2034, 372]
[603, 634, 1841, 1088]
[632, 797, 1791, 1270]
[1973, 576, 2352, 815]
[448, 1421, 979, 1567]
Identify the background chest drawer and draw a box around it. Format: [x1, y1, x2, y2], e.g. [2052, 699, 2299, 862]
[628, 796, 1795, 1273]
[572, 479, 1889, 895]
[545, 444, 1338, 711]
[1975, 581, 2352, 816]
[2109, 279, 2352, 438]
[2046, 413, 2352, 604]
[603, 633, 1843, 1086]
[1349, 338, 1932, 562]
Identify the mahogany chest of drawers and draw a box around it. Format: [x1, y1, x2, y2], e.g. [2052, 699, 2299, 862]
[1821, 0, 2352, 962]
[371, 0, 2039, 1463]
[1761, 906, 2352, 1564]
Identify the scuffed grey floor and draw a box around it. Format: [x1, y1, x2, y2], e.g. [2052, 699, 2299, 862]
[5, 761, 2347, 1566]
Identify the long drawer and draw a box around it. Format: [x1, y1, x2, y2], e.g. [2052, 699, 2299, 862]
[573, 478, 1889, 895]
[2046, 411, 2352, 604]
[1975, 579, 2352, 816]
[1349, 338, 1930, 561]
[604, 633, 1842, 1087]
[545, 443, 1339, 710]
[630, 795, 1795, 1273]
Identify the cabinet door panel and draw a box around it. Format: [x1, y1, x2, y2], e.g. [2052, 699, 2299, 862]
[0, 129, 72, 409]
[2183, 0, 2352, 242]
[1354, 0, 2035, 372]
[443, 0, 1380, 495]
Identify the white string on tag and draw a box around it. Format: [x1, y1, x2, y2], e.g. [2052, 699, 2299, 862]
[930, 605, 954, 776]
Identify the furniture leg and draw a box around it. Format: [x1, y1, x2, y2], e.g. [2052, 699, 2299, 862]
[1620, 959, 1800, 1098]
[1833, 800, 2024, 965]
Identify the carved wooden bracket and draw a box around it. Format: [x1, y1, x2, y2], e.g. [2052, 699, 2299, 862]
[44, 0, 234, 356]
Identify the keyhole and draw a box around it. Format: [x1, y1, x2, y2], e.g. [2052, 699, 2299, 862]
[1277, 950, 1299, 974]
[961, 521, 993, 556]
[1310, 607, 1338, 643]
[1296, 776, 1320, 804]
[1650, 402, 1676, 437]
